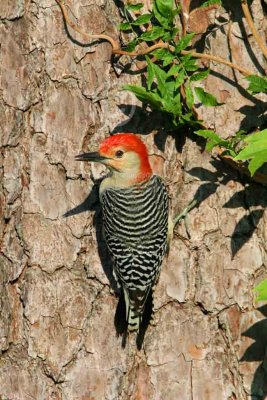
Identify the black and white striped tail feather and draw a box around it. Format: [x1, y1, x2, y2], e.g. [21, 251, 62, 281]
[127, 308, 140, 332]
[114, 286, 154, 350]
[123, 285, 151, 332]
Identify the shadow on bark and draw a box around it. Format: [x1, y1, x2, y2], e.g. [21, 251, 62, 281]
[187, 160, 266, 257]
[63, 178, 116, 289]
[223, 185, 266, 256]
[112, 104, 174, 137]
[241, 305, 267, 399]
[112, 104, 200, 154]
[209, 70, 267, 132]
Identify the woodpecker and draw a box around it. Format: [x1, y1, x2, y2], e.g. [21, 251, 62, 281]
[75, 133, 169, 338]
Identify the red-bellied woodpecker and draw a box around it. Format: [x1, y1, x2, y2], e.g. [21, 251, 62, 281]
[75, 133, 169, 338]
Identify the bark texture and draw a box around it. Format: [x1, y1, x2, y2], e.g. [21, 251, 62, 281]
[0, 1, 266, 399]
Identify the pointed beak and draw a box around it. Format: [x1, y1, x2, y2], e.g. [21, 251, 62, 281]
[75, 152, 109, 163]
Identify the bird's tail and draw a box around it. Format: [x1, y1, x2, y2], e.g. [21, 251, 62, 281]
[127, 307, 141, 332]
[123, 286, 151, 332]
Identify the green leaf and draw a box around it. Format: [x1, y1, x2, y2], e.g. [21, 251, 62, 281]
[254, 279, 267, 302]
[235, 135, 267, 160]
[161, 30, 177, 42]
[184, 61, 198, 72]
[175, 70, 186, 88]
[167, 64, 183, 77]
[162, 52, 175, 66]
[145, 56, 154, 90]
[200, 0, 221, 7]
[194, 129, 230, 152]
[245, 75, 267, 94]
[233, 130, 247, 142]
[123, 39, 138, 52]
[118, 22, 131, 31]
[181, 112, 194, 123]
[153, 2, 170, 28]
[244, 129, 267, 143]
[234, 129, 267, 175]
[190, 69, 210, 82]
[165, 79, 176, 95]
[185, 84, 194, 109]
[125, 3, 144, 11]
[194, 130, 222, 141]
[180, 54, 198, 72]
[123, 84, 162, 108]
[152, 48, 166, 58]
[194, 87, 222, 106]
[155, 0, 174, 18]
[162, 94, 181, 116]
[152, 48, 175, 65]
[182, 56, 198, 72]
[175, 33, 195, 53]
[248, 152, 267, 175]
[140, 26, 165, 41]
[224, 148, 237, 158]
[132, 13, 152, 26]
[152, 64, 167, 97]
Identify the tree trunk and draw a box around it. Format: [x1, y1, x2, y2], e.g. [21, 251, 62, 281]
[0, 1, 266, 399]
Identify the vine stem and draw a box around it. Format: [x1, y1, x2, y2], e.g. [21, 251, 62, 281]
[173, 199, 198, 227]
[181, 50, 252, 76]
[55, 0, 254, 76]
[55, 0, 121, 50]
[241, 0, 267, 59]
[115, 47, 252, 76]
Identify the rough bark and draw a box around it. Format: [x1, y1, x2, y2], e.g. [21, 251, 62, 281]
[0, 1, 266, 399]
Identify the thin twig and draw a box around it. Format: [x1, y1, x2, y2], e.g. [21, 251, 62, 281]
[173, 199, 198, 227]
[55, 0, 254, 76]
[241, 0, 267, 59]
[116, 48, 253, 76]
[181, 50, 252, 76]
[114, 42, 170, 56]
[55, 0, 120, 50]
[227, 21, 234, 60]
[117, 47, 253, 76]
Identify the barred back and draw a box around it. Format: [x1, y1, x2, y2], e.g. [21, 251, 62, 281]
[100, 175, 169, 331]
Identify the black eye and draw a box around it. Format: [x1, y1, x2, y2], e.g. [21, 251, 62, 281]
[115, 150, 124, 158]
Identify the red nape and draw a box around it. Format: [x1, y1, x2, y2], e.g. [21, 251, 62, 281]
[99, 133, 153, 182]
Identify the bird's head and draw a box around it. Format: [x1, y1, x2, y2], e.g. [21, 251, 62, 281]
[75, 133, 153, 184]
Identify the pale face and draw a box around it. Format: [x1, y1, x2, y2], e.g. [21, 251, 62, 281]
[99, 146, 143, 187]
[101, 146, 141, 174]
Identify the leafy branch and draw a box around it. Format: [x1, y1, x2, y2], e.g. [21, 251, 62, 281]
[234, 129, 267, 176]
[195, 128, 267, 178]
[55, 0, 253, 76]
